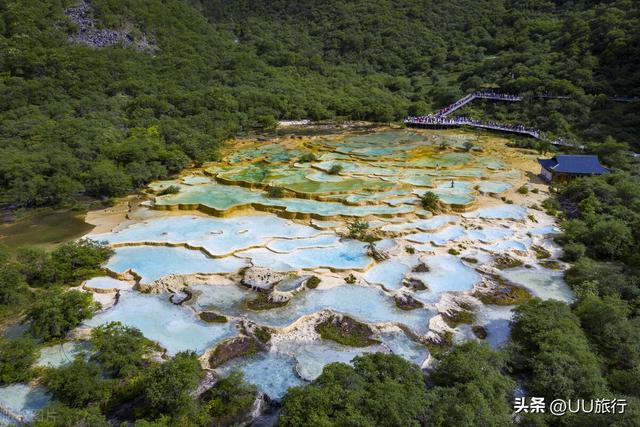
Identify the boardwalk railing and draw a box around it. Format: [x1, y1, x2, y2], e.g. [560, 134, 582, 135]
[0, 402, 28, 426]
[404, 92, 585, 149]
[433, 91, 522, 118]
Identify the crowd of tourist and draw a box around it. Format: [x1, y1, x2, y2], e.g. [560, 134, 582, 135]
[432, 91, 522, 118]
[404, 114, 539, 138]
[405, 91, 540, 137]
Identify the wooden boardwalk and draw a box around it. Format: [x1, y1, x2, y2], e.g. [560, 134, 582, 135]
[404, 92, 584, 148]
[0, 402, 28, 426]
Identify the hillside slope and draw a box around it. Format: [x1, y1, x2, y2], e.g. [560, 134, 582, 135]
[0, 0, 638, 207]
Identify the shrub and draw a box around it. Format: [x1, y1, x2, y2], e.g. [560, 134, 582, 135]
[254, 327, 272, 343]
[420, 191, 441, 212]
[267, 186, 285, 198]
[315, 316, 378, 347]
[0, 337, 38, 384]
[298, 153, 317, 163]
[280, 353, 428, 426]
[29, 289, 99, 341]
[45, 359, 112, 408]
[347, 219, 370, 240]
[542, 197, 561, 215]
[517, 185, 529, 195]
[142, 351, 203, 418]
[344, 274, 356, 284]
[306, 276, 321, 289]
[157, 185, 180, 196]
[447, 248, 460, 255]
[327, 164, 343, 175]
[91, 322, 154, 378]
[562, 242, 586, 262]
[200, 372, 257, 426]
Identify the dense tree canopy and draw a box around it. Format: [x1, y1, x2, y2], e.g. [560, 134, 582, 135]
[28, 289, 99, 341]
[0, 336, 38, 384]
[280, 353, 429, 426]
[509, 299, 608, 401]
[90, 321, 155, 378]
[425, 341, 514, 427]
[0, 0, 638, 207]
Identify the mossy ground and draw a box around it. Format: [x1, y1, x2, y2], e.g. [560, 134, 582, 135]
[539, 260, 562, 270]
[442, 309, 475, 328]
[475, 284, 532, 305]
[254, 326, 272, 344]
[245, 293, 289, 311]
[306, 276, 321, 289]
[199, 311, 228, 323]
[531, 245, 551, 259]
[316, 316, 379, 347]
[493, 254, 524, 270]
[209, 336, 261, 368]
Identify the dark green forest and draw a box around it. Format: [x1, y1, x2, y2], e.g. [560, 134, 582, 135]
[1, 1, 640, 425]
[0, 0, 638, 207]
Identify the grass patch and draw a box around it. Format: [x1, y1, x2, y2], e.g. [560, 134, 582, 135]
[472, 325, 488, 339]
[199, 311, 228, 323]
[316, 316, 379, 347]
[474, 284, 532, 305]
[531, 245, 551, 259]
[394, 294, 424, 311]
[306, 276, 321, 289]
[298, 153, 317, 163]
[245, 293, 288, 311]
[442, 309, 475, 328]
[267, 186, 285, 198]
[447, 248, 460, 256]
[208, 337, 261, 368]
[157, 185, 180, 196]
[539, 260, 562, 270]
[493, 254, 523, 270]
[328, 164, 343, 175]
[254, 326, 272, 344]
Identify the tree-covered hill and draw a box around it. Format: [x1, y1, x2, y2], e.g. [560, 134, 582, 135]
[0, 0, 638, 207]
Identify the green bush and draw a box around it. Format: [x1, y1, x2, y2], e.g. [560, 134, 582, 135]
[0, 337, 38, 384]
[420, 191, 441, 212]
[280, 354, 428, 426]
[200, 372, 257, 426]
[142, 351, 203, 418]
[306, 276, 321, 289]
[28, 289, 99, 341]
[347, 219, 370, 240]
[267, 186, 285, 198]
[157, 185, 180, 196]
[328, 164, 343, 175]
[45, 359, 112, 408]
[298, 153, 317, 163]
[562, 242, 586, 262]
[91, 322, 154, 378]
